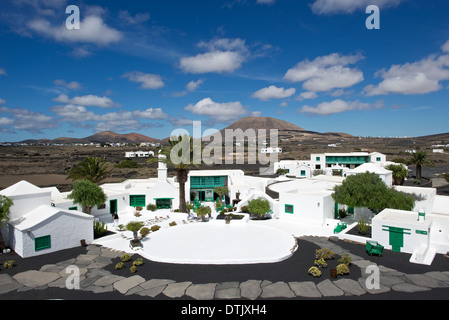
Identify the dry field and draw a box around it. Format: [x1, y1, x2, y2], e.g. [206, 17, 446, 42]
[1, 136, 448, 192]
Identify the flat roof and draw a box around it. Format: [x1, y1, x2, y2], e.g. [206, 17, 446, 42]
[374, 208, 431, 227]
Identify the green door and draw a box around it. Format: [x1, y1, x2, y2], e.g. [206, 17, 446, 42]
[334, 202, 339, 219]
[383, 226, 411, 252]
[110, 199, 117, 215]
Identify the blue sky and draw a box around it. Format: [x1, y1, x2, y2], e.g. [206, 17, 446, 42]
[0, 0, 449, 141]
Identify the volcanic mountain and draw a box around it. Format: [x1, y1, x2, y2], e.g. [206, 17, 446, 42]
[216, 116, 353, 141]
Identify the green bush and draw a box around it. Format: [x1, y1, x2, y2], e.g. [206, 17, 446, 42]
[130, 265, 137, 274]
[315, 248, 335, 260]
[336, 263, 350, 275]
[196, 205, 211, 217]
[147, 204, 157, 211]
[140, 227, 150, 237]
[114, 160, 141, 169]
[169, 221, 177, 227]
[3, 260, 15, 269]
[358, 218, 370, 235]
[308, 266, 322, 278]
[150, 225, 161, 232]
[93, 219, 108, 238]
[133, 258, 144, 266]
[248, 197, 271, 219]
[241, 206, 249, 213]
[338, 254, 352, 266]
[120, 254, 132, 262]
[314, 258, 327, 268]
[115, 262, 125, 270]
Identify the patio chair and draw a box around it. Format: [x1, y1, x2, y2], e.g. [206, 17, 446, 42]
[366, 241, 384, 256]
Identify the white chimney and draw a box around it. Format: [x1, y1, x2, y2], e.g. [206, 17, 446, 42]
[158, 153, 168, 182]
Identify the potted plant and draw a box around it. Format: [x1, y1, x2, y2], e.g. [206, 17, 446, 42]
[126, 221, 145, 248]
[196, 205, 211, 222]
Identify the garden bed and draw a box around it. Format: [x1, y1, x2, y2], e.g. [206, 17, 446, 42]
[345, 224, 372, 238]
[216, 214, 245, 220]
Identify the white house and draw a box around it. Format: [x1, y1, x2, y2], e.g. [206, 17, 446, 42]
[261, 147, 282, 154]
[0, 181, 93, 258]
[346, 162, 393, 188]
[274, 160, 312, 178]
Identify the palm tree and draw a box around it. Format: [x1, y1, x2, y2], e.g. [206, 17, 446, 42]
[149, 135, 197, 214]
[0, 195, 13, 250]
[385, 164, 408, 185]
[67, 157, 111, 184]
[407, 151, 433, 180]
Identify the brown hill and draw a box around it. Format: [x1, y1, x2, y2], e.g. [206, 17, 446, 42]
[19, 131, 158, 144]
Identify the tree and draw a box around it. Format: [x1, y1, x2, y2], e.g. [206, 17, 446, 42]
[214, 186, 229, 204]
[67, 157, 111, 184]
[0, 195, 13, 250]
[385, 164, 408, 185]
[68, 179, 107, 215]
[195, 205, 211, 222]
[440, 171, 449, 183]
[248, 197, 271, 220]
[126, 221, 145, 243]
[149, 135, 198, 214]
[332, 172, 415, 212]
[407, 151, 433, 180]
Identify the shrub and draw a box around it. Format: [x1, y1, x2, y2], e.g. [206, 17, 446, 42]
[130, 265, 137, 274]
[115, 262, 125, 270]
[314, 258, 327, 268]
[308, 266, 322, 278]
[150, 225, 161, 232]
[147, 204, 157, 211]
[3, 260, 15, 269]
[114, 160, 141, 169]
[338, 254, 352, 266]
[196, 205, 211, 217]
[93, 219, 108, 238]
[135, 206, 143, 211]
[358, 218, 370, 235]
[315, 248, 335, 260]
[336, 263, 350, 275]
[133, 258, 144, 266]
[140, 227, 150, 237]
[248, 197, 271, 219]
[120, 254, 132, 262]
[241, 206, 249, 213]
[169, 221, 177, 227]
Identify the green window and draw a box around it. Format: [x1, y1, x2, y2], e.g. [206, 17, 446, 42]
[285, 204, 294, 214]
[300, 170, 306, 177]
[155, 198, 173, 209]
[190, 176, 227, 189]
[35, 235, 51, 251]
[68, 206, 78, 211]
[316, 157, 321, 161]
[130, 195, 146, 207]
[376, 157, 381, 162]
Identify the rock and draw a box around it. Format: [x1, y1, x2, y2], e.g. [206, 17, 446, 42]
[261, 281, 295, 299]
[186, 283, 217, 300]
[113, 275, 146, 294]
[240, 280, 262, 300]
[289, 281, 322, 298]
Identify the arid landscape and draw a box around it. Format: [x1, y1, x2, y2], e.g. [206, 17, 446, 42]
[1, 117, 449, 193]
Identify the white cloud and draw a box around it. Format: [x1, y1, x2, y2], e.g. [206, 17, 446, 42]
[186, 79, 204, 92]
[133, 108, 168, 120]
[364, 54, 449, 96]
[0, 69, 6, 76]
[251, 85, 296, 101]
[0, 117, 14, 126]
[256, 0, 276, 4]
[180, 51, 245, 74]
[0, 98, 6, 105]
[297, 91, 318, 101]
[122, 71, 165, 90]
[310, 0, 404, 15]
[284, 53, 364, 92]
[53, 79, 82, 90]
[299, 99, 384, 115]
[27, 15, 122, 46]
[53, 94, 120, 108]
[185, 98, 249, 122]
[180, 38, 249, 74]
[0, 106, 57, 133]
[49, 104, 98, 122]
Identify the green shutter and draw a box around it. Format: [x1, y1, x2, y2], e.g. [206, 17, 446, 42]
[35, 235, 51, 251]
[130, 195, 146, 207]
[285, 204, 294, 214]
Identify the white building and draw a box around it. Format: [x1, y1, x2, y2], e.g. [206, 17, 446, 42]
[125, 151, 155, 158]
[346, 162, 393, 188]
[0, 181, 93, 258]
[261, 147, 282, 154]
[274, 160, 312, 178]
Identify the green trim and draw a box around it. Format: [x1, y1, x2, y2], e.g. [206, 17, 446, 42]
[35, 235, 51, 251]
[285, 204, 294, 214]
[130, 195, 146, 207]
